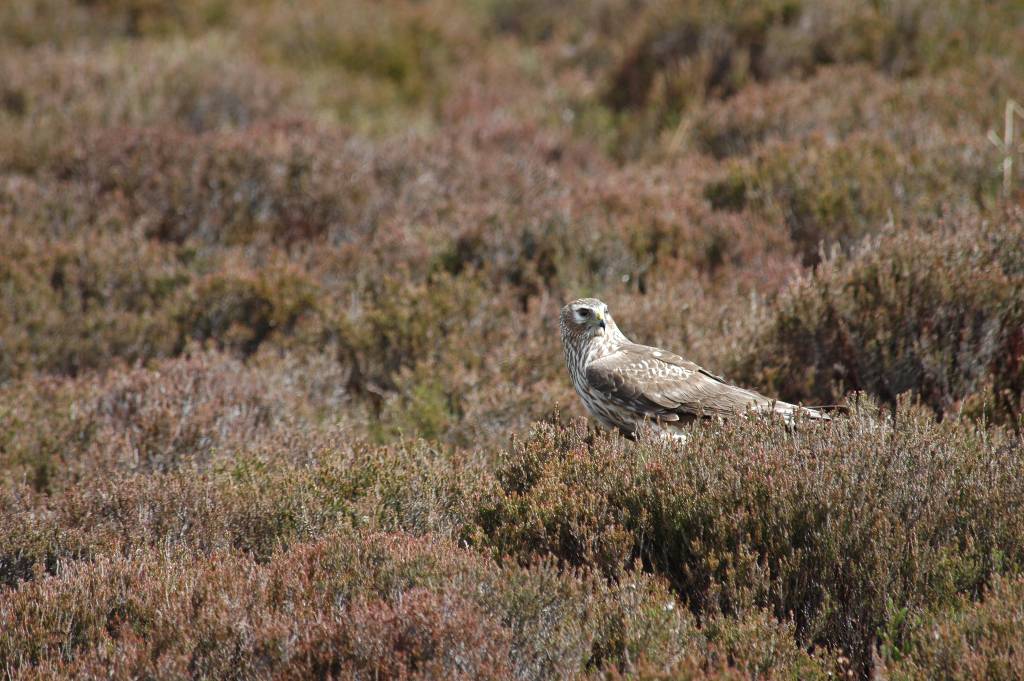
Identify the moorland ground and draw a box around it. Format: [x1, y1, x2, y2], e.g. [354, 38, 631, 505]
[2, 1, 1024, 678]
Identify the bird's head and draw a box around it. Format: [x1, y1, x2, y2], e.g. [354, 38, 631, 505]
[560, 298, 613, 343]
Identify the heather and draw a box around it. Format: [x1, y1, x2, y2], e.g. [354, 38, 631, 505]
[2, 0, 1023, 678]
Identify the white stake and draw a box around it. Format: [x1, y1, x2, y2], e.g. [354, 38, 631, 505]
[988, 99, 1024, 197]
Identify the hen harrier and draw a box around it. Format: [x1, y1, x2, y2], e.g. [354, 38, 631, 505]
[560, 297, 826, 438]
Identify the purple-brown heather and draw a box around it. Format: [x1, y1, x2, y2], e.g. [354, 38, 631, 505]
[1, 1, 1023, 678]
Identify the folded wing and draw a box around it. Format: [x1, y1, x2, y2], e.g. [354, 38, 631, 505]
[585, 343, 823, 422]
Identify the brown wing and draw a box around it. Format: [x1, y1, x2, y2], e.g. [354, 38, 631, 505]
[585, 343, 775, 420]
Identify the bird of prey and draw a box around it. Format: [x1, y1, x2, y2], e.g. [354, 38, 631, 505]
[560, 297, 826, 439]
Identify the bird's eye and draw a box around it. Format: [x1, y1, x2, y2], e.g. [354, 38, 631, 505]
[578, 309, 590, 317]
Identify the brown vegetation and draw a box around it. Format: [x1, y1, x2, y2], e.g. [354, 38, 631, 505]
[2, 0, 1023, 678]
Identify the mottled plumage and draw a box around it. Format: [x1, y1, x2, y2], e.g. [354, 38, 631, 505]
[560, 297, 826, 439]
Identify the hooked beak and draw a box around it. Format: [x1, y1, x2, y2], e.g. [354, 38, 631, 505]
[595, 309, 606, 330]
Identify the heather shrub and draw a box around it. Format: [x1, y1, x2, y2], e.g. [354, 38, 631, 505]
[0, 530, 836, 679]
[0, 352, 355, 491]
[474, 406, 1024, 673]
[322, 587, 515, 679]
[238, 0, 483, 133]
[692, 65, 893, 159]
[0, 352, 494, 580]
[604, 0, 802, 114]
[63, 0, 234, 38]
[690, 63, 1016, 160]
[178, 266, 320, 356]
[597, 0, 1024, 154]
[0, 232, 186, 380]
[52, 123, 378, 245]
[0, 0, 232, 46]
[877, 575, 1024, 680]
[0, 439, 438, 584]
[2, 0, 1023, 677]
[0, 230, 325, 380]
[0, 41, 299, 175]
[735, 212, 1024, 420]
[334, 273, 492, 393]
[0, 41, 291, 132]
[703, 133, 997, 263]
[384, 145, 794, 296]
[246, 0, 469, 85]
